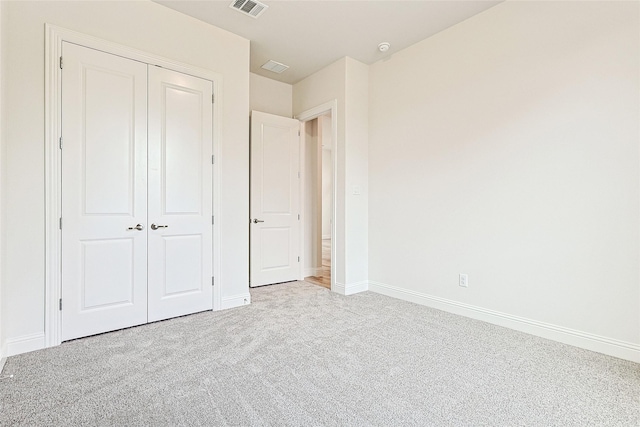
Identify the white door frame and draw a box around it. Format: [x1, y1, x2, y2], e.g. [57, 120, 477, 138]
[44, 24, 223, 348]
[296, 101, 338, 292]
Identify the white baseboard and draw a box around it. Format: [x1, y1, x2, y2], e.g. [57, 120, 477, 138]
[333, 282, 345, 294]
[221, 293, 251, 310]
[368, 281, 640, 363]
[303, 267, 323, 277]
[6, 332, 46, 357]
[333, 281, 369, 296]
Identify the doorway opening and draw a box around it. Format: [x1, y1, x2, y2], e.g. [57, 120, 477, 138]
[249, 101, 337, 292]
[301, 113, 333, 290]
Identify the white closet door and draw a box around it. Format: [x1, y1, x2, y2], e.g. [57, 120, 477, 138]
[61, 42, 148, 341]
[147, 67, 213, 322]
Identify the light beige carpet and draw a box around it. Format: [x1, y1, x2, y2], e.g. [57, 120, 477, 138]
[1, 281, 638, 426]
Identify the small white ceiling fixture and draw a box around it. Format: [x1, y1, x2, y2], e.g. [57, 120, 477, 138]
[378, 42, 391, 53]
[229, 0, 268, 19]
[261, 60, 289, 74]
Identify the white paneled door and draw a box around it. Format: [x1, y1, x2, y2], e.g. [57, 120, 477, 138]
[147, 67, 213, 322]
[61, 43, 213, 340]
[61, 43, 149, 341]
[250, 111, 301, 287]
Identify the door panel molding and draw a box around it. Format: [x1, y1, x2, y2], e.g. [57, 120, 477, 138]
[45, 25, 222, 348]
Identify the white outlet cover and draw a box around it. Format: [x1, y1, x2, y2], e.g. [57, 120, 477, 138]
[459, 273, 468, 287]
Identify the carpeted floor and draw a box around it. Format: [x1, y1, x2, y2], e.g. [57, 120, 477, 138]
[1, 281, 639, 426]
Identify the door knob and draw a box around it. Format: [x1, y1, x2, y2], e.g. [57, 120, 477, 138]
[252, 219, 265, 224]
[151, 223, 168, 230]
[127, 224, 144, 231]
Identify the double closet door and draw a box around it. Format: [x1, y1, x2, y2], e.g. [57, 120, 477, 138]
[61, 42, 213, 341]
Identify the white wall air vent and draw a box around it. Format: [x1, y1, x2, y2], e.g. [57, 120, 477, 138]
[261, 60, 289, 74]
[230, 0, 268, 19]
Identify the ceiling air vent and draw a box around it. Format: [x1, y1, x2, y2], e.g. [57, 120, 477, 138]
[261, 60, 289, 74]
[230, 0, 268, 19]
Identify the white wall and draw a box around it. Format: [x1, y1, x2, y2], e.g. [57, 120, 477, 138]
[368, 1, 640, 361]
[343, 58, 368, 286]
[293, 57, 369, 294]
[250, 72, 292, 118]
[1, 1, 250, 355]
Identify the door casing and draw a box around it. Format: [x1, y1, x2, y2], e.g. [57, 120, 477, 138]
[45, 25, 222, 348]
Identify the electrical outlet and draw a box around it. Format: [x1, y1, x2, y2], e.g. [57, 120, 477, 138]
[459, 273, 468, 288]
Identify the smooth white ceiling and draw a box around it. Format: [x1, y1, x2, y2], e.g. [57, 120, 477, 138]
[155, 0, 502, 85]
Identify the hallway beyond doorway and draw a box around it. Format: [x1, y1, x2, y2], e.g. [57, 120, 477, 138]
[304, 239, 331, 289]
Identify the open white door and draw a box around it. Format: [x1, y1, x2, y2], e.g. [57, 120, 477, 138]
[61, 43, 148, 340]
[250, 111, 301, 287]
[147, 67, 214, 322]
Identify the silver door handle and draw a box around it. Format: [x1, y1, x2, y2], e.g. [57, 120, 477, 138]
[252, 219, 265, 224]
[127, 224, 144, 231]
[151, 224, 168, 230]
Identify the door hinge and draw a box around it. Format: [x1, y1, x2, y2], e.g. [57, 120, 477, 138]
[59, 136, 63, 149]
[59, 298, 62, 311]
[298, 171, 300, 178]
[212, 277, 215, 286]
[298, 130, 300, 136]
[211, 155, 215, 164]
[59, 217, 62, 230]
[212, 215, 215, 225]
[212, 93, 215, 104]
[297, 214, 300, 220]
[297, 256, 300, 262]
[59, 56, 63, 69]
